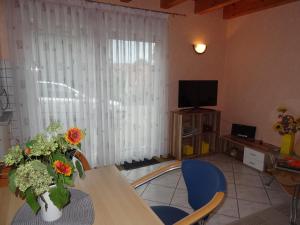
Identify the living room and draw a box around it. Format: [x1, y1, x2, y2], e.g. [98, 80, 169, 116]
[0, 0, 300, 225]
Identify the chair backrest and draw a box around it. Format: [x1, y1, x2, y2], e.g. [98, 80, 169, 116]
[74, 150, 91, 171]
[182, 159, 226, 210]
[0, 166, 10, 187]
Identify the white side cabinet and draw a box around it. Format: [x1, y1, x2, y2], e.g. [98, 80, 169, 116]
[243, 147, 265, 171]
[0, 125, 10, 158]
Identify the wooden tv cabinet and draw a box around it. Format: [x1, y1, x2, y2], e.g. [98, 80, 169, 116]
[169, 108, 221, 160]
[220, 135, 280, 172]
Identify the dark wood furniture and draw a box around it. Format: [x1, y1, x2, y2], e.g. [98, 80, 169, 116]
[220, 135, 279, 171]
[169, 108, 221, 160]
[74, 150, 91, 171]
[0, 164, 10, 187]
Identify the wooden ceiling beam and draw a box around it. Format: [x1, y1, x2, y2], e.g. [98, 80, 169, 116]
[160, 0, 188, 9]
[195, 0, 241, 14]
[223, 0, 300, 19]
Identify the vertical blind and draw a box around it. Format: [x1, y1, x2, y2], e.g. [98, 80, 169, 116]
[8, 0, 168, 166]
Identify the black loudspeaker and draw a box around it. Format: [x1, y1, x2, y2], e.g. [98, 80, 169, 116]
[231, 123, 256, 139]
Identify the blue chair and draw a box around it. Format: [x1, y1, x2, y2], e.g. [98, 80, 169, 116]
[131, 160, 226, 225]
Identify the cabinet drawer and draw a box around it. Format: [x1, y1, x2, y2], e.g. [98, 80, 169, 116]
[244, 147, 264, 162]
[243, 157, 264, 171]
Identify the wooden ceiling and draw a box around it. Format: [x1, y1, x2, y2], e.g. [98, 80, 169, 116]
[121, 0, 300, 19]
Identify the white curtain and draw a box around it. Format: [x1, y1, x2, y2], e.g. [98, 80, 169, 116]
[7, 0, 168, 166]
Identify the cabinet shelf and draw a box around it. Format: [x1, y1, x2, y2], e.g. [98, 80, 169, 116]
[169, 109, 221, 160]
[182, 131, 218, 138]
[182, 131, 201, 138]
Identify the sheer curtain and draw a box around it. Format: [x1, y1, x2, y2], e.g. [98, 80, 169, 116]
[7, 0, 168, 166]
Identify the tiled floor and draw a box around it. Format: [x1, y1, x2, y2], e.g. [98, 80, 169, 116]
[120, 153, 291, 225]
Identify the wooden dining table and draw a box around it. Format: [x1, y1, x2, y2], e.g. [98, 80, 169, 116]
[0, 166, 163, 225]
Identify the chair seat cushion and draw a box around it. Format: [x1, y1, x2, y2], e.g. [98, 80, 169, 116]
[151, 206, 189, 225]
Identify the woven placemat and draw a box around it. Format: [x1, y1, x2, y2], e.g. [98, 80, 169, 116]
[12, 189, 94, 225]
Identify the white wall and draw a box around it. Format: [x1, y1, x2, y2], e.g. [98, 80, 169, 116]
[222, 1, 300, 146]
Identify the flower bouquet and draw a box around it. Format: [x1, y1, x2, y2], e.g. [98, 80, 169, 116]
[273, 107, 300, 155]
[1, 122, 86, 220]
[273, 107, 300, 135]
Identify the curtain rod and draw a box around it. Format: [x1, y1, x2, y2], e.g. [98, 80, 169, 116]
[86, 0, 186, 17]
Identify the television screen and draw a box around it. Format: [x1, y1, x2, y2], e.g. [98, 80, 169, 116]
[231, 124, 256, 139]
[178, 80, 218, 108]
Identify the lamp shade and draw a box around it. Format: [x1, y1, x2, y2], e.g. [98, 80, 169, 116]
[194, 43, 206, 54]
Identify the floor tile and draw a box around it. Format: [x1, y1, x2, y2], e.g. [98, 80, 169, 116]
[223, 171, 235, 184]
[235, 173, 263, 188]
[215, 197, 239, 218]
[177, 176, 187, 190]
[206, 214, 238, 225]
[143, 199, 169, 207]
[233, 162, 259, 175]
[125, 177, 135, 184]
[264, 179, 284, 191]
[135, 182, 148, 196]
[170, 205, 194, 214]
[120, 170, 131, 178]
[151, 172, 180, 188]
[227, 183, 236, 198]
[267, 189, 291, 206]
[261, 174, 284, 191]
[166, 168, 182, 176]
[202, 153, 234, 163]
[142, 184, 175, 204]
[236, 185, 270, 204]
[212, 161, 233, 172]
[126, 166, 154, 180]
[238, 199, 271, 218]
[170, 188, 191, 208]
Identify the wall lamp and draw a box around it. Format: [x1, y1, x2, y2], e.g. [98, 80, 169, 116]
[193, 43, 206, 54]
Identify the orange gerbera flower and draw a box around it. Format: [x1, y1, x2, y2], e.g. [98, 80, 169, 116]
[65, 127, 84, 145]
[53, 160, 72, 176]
[24, 147, 31, 155]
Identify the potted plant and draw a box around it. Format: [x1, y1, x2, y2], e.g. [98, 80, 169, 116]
[1, 122, 86, 222]
[273, 107, 300, 155]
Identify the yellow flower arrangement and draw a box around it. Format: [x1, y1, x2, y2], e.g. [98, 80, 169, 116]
[273, 107, 300, 135]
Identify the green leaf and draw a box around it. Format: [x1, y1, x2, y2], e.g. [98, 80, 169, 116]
[75, 160, 84, 178]
[67, 158, 75, 171]
[26, 140, 34, 149]
[47, 164, 58, 181]
[25, 188, 40, 214]
[52, 152, 68, 163]
[49, 184, 70, 209]
[63, 176, 74, 186]
[8, 169, 16, 193]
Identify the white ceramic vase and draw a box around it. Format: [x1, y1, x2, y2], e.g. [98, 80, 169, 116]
[38, 190, 62, 222]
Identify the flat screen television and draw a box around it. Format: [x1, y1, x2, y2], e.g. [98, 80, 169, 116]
[231, 124, 256, 139]
[178, 80, 218, 108]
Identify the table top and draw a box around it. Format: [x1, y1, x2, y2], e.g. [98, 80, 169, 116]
[273, 169, 300, 186]
[0, 166, 163, 225]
